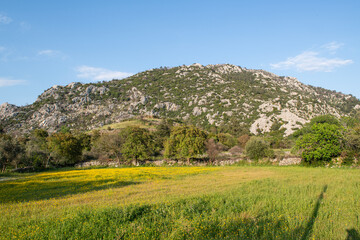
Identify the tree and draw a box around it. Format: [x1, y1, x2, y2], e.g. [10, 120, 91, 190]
[217, 133, 237, 149]
[92, 132, 125, 164]
[26, 129, 50, 168]
[120, 127, 155, 164]
[47, 132, 84, 166]
[205, 138, 223, 163]
[245, 137, 272, 160]
[0, 135, 22, 172]
[238, 134, 250, 148]
[295, 123, 343, 164]
[164, 125, 207, 164]
[343, 124, 360, 164]
[292, 115, 340, 139]
[153, 119, 173, 153]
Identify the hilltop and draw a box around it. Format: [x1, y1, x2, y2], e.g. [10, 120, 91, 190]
[1, 63, 359, 135]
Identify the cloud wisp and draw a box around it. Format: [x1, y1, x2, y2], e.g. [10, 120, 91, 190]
[322, 41, 344, 54]
[76, 65, 133, 81]
[271, 42, 353, 72]
[37, 49, 67, 60]
[0, 14, 12, 24]
[0, 78, 26, 87]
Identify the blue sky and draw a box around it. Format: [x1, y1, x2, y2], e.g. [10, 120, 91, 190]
[0, 0, 359, 106]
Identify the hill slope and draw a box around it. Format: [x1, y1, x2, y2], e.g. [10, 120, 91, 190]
[1, 63, 359, 135]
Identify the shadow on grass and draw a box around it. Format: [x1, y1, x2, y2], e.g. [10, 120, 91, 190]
[346, 229, 360, 240]
[0, 179, 139, 203]
[300, 184, 328, 240]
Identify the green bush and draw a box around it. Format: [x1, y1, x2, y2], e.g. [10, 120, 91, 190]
[245, 137, 271, 160]
[295, 123, 343, 164]
[217, 133, 237, 149]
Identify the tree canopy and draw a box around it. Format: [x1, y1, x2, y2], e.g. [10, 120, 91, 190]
[164, 125, 207, 163]
[295, 123, 343, 164]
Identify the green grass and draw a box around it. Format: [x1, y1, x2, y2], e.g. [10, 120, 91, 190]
[95, 118, 162, 131]
[1, 166, 360, 239]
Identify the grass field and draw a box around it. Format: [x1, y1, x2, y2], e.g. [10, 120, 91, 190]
[1, 166, 360, 239]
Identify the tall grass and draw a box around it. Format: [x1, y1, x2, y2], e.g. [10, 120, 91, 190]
[1, 166, 359, 239]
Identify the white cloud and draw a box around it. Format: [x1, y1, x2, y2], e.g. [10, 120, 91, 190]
[38, 50, 58, 56]
[0, 78, 26, 87]
[76, 65, 133, 81]
[37, 49, 66, 59]
[322, 41, 344, 53]
[270, 51, 353, 72]
[0, 14, 12, 24]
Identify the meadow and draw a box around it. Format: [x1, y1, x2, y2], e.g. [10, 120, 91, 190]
[0, 166, 359, 239]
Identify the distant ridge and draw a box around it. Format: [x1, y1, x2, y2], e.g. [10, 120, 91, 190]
[1, 63, 359, 135]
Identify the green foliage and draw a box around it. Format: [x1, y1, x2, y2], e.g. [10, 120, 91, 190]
[0, 134, 23, 172]
[59, 125, 71, 133]
[265, 121, 289, 149]
[292, 115, 340, 139]
[217, 133, 237, 149]
[245, 137, 272, 160]
[309, 115, 340, 126]
[218, 118, 250, 137]
[119, 127, 155, 162]
[153, 119, 173, 152]
[164, 125, 208, 161]
[25, 129, 50, 169]
[295, 123, 343, 164]
[92, 132, 124, 162]
[47, 132, 84, 166]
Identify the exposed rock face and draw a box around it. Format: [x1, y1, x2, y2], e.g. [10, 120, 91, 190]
[0, 103, 19, 120]
[1, 63, 359, 134]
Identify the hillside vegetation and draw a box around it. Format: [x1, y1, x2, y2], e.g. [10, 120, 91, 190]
[1, 63, 359, 135]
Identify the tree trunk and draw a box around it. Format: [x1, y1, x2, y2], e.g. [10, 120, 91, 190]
[116, 156, 121, 166]
[46, 155, 51, 168]
[187, 157, 190, 165]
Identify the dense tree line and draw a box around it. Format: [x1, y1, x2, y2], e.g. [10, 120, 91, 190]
[1, 114, 360, 172]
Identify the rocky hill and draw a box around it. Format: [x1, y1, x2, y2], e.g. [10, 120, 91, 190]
[1, 63, 359, 135]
